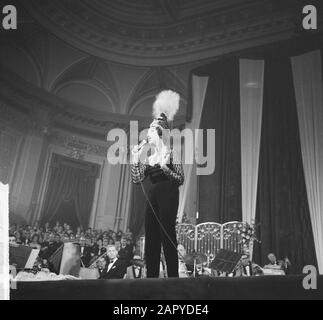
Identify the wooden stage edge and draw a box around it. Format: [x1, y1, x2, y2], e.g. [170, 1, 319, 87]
[10, 275, 323, 300]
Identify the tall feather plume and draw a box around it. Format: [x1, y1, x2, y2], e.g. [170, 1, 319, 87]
[152, 90, 180, 121]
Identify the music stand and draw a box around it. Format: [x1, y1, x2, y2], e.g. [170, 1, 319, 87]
[210, 249, 242, 274]
[9, 245, 40, 270]
[49, 242, 81, 277]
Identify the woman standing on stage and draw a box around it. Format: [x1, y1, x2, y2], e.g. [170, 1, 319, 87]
[131, 90, 184, 278]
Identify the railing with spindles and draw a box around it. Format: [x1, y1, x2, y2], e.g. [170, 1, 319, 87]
[176, 222, 249, 262]
[138, 222, 250, 263]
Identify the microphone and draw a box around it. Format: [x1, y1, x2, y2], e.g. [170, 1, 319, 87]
[137, 139, 148, 151]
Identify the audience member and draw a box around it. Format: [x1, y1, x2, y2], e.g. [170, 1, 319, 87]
[9, 221, 136, 273]
[99, 245, 127, 280]
[118, 237, 134, 267]
[125, 255, 146, 279]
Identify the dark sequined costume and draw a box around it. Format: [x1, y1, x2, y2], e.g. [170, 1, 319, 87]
[131, 151, 184, 278]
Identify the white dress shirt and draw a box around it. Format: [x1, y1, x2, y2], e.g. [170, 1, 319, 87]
[107, 258, 118, 272]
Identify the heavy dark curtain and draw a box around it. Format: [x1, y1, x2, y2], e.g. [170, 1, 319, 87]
[187, 36, 322, 272]
[196, 59, 242, 223]
[41, 154, 100, 229]
[253, 57, 317, 273]
[52, 200, 79, 230]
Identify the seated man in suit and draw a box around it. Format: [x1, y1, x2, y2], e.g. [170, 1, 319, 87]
[234, 254, 263, 277]
[263, 253, 291, 275]
[125, 255, 146, 279]
[265, 253, 279, 267]
[99, 245, 127, 280]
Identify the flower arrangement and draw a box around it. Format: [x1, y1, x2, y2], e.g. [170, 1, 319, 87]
[176, 212, 191, 225]
[234, 222, 260, 246]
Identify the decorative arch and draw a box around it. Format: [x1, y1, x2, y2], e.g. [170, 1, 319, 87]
[127, 67, 187, 116]
[129, 93, 158, 117]
[51, 57, 120, 112]
[0, 42, 42, 87]
[54, 79, 116, 113]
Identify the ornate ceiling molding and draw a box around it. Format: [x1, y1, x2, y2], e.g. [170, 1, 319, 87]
[49, 131, 108, 158]
[51, 57, 120, 111]
[0, 66, 186, 140]
[21, 0, 300, 66]
[127, 67, 187, 114]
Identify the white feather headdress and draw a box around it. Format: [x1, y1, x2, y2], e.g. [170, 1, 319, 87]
[152, 90, 180, 121]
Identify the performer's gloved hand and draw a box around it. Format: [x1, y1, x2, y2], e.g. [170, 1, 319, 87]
[160, 151, 171, 169]
[131, 145, 143, 164]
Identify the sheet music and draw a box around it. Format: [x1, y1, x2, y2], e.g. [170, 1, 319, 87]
[25, 249, 40, 269]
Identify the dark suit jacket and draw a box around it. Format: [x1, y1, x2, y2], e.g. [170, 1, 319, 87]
[99, 259, 127, 280]
[118, 245, 134, 266]
[80, 246, 92, 267]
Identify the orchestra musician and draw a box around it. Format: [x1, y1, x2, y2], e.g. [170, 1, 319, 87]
[124, 255, 146, 279]
[234, 254, 264, 277]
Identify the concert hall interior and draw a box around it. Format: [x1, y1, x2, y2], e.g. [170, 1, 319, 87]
[1, 0, 323, 300]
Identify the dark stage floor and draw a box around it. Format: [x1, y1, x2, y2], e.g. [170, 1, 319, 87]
[11, 275, 323, 300]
